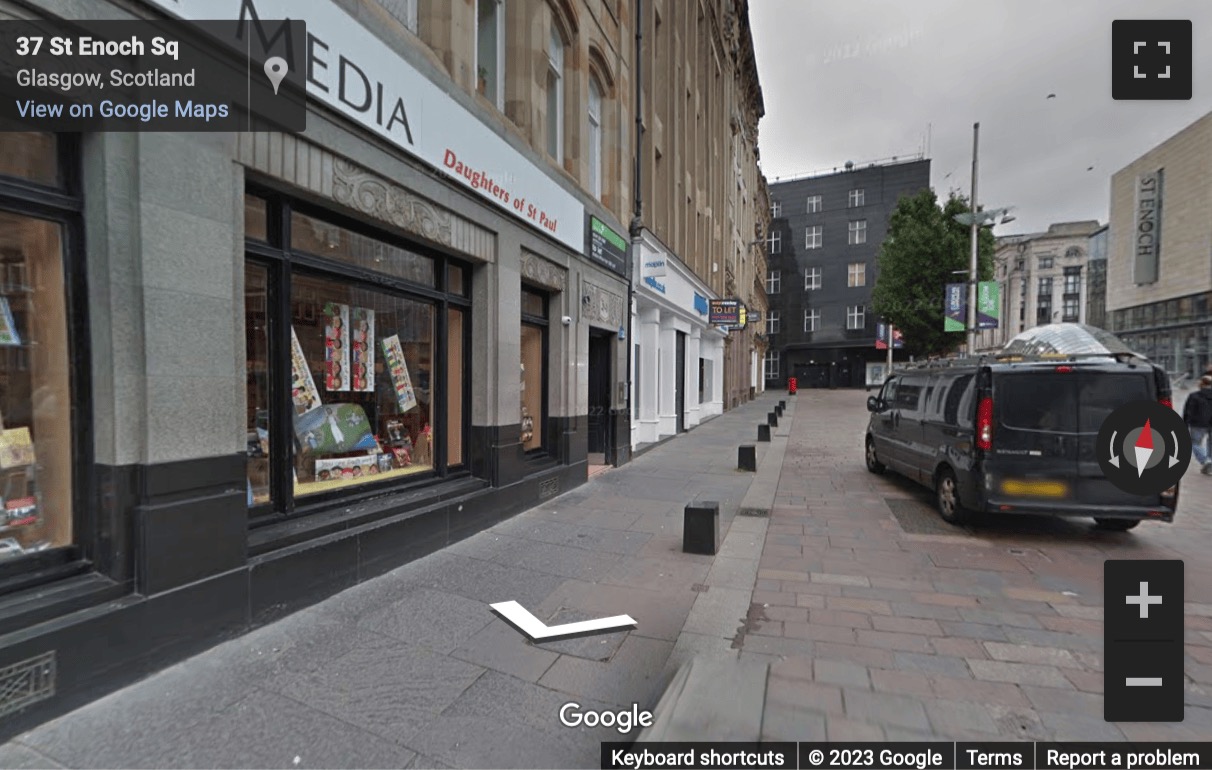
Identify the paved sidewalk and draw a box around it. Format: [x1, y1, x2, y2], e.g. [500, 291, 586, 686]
[738, 389, 1212, 742]
[0, 395, 785, 770]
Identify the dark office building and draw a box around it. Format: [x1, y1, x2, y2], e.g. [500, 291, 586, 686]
[762, 157, 931, 389]
[1087, 225, 1109, 330]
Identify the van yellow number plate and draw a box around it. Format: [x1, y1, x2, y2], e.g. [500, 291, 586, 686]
[1001, 479, 1069, 498]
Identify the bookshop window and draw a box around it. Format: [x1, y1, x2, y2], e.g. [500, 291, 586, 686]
[291, 274, 436, 497]
[245, 193, 470, 516]
[0, 131, 76, 560]
[520, 287, 547, 452]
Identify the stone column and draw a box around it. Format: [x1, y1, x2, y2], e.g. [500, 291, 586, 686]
[638, 305, 660, 444]
[687, 327, 702, 428]
[658, 319, 677, 436]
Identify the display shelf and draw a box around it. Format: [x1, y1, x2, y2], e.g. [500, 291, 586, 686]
[294, 462, 431, 496]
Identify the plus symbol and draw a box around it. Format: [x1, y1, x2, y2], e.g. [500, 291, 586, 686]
[1126, 581, 1163, 619]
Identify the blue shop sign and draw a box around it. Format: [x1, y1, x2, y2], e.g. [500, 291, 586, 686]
[694, 293, 709, 315]
[644, 276, 667, 294]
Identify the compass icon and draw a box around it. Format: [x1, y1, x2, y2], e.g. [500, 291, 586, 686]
[1097, 400, 1192, 495]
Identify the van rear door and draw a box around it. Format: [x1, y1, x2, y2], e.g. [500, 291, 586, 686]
[992, 370, 1080, 501]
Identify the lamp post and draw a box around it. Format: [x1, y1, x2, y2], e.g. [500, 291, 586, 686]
[953, 122, 1014, 355]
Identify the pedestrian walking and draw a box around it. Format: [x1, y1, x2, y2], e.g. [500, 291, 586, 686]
[1183, 375, 1212, 475]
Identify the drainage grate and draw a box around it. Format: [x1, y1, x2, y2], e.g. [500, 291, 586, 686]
[0, 651, 55, 719]
[539, 477, 559, 499]
[885, 496, 965, 535]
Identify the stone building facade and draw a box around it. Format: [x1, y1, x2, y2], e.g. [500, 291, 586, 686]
[973, 221, 1103, 351]
[1106, 111, 1212, 377]
[0, 0, 765, 738]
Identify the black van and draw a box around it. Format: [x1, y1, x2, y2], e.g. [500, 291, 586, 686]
[864, 355, 1179, 530]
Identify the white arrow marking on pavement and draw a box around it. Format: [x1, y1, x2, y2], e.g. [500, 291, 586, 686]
[1134, 445, 1153, 477]
[1169, 431, 1181, 468]
[490, 601, 636, 641]
[1108, 431, 1120, 468]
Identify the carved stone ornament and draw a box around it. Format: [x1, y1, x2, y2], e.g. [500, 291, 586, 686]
[584, 282, 624, 327]
[332, 158, 453, 245]
[520, 252, 567, 291]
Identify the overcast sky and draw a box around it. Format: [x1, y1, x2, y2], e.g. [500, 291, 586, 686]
[749, 0, 1212, 235]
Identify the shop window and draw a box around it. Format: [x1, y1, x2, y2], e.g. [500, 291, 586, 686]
[245, 194, 470, 518]
[245, 264, 271, 505]
[245, 195, 268, 242]
[0, 130, 58, 186]
[291, 275, 436, 497]
[0, 212, 73, 557]
[520, 287, 548, 452]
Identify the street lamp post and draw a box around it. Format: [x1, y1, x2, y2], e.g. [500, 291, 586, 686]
[953, 121, 1014, 356]
[966, 123, 980, 355]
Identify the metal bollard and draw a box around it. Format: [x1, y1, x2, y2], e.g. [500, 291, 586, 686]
[779, 400, 786, 409]
[758, 423, 771, 442]
[738, 444, 757, 472]
[768, 411, 778, 427]
[683, 500, 720, 554]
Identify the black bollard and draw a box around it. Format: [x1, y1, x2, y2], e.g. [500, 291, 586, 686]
[683, 500, 720, 554]
[738, 444, 757, 472]
[768, 411, 778, 427]
[758, 423, 771, 442]
[779, 400, 786, 409]
[775, 405, 783, 417]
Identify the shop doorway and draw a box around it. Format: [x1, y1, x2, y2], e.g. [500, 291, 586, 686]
[675, 331, 686, 433]
[587, 329, 613, 464]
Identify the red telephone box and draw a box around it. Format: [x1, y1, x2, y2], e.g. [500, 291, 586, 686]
[788, 377, 797, 395]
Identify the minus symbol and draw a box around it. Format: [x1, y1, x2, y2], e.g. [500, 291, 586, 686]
[1126, 677, 1163, 686]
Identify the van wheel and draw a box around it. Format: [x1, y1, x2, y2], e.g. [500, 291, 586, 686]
[935, 468, 968, 525]
[865, 437, 885, 474]
[1094, 518, 1140, 532]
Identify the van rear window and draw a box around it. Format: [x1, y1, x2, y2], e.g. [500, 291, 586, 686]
[998, 374, 1077, 431]
[997, 372, 1153, 433]
[1076, 373, 1151, 433]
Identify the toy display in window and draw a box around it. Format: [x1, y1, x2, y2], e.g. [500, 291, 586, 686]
[324, 303, 350, 391]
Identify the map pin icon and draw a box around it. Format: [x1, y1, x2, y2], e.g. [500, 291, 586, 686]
[264, 56, 288, 95]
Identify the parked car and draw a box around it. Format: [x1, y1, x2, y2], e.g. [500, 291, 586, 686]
[864, 354, 1178, 530]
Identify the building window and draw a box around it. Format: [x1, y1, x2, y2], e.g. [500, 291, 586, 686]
[1065, 247, 1083, 259]
[770, 200, 781, 218]
[381, 0, 418, 32]
[476, 0, 504, 108]
[1063, 297, 1079, 323]
[767, 229, 781, 254]
[763, 350, 779, 380]
[805, 266, 821, 290]
[1016, 258, 1025, 271]
[546, 24, 565, 161]
[1039, 256, 1053, 270]
[766, 311, 780, 335]
[1037, 296, 1053, 324]
[1063, 266, 1081, 295]
[848, 220, 867, 245]
[806, 195, 822, 213]
[804, 308, 820, 332]
[245, 194, 470, 518]
[849, 188, 865, 207]
[520, 288, 548, 452]
[848, 262, 866, 288]
[847, 305, 865, 330]
[1038, 276, 1052, 298]
[0, 132, 80, 564]
[587, 76, 603, 198]
[806, 225, 822, 249]
[766, 270, 780, 294]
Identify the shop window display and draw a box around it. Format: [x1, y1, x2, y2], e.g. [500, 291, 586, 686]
[245, 193, 468, 514]
[520, 287, 547, 452]
[291, 274, 435, 496]
[0, 131, 75, 561]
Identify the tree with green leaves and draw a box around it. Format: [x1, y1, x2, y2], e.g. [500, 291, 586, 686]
[871, 189, 996, 358]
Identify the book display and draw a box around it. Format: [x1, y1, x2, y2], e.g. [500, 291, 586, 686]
[286, 295, 435, 497]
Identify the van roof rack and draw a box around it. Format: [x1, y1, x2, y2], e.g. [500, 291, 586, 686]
[900, 351, 1148, 370]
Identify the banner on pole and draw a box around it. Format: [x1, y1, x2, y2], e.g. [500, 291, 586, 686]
[977, 281, 1000, 329]
[875, 323, 904, 349]
[944, 283, 966, 332]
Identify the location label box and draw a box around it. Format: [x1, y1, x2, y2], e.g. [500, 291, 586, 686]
[0, 18, 306, 132]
